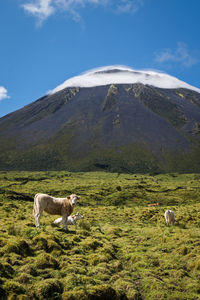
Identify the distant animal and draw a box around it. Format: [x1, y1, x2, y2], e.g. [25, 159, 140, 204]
[54, 212, 84, 226]
[164, 209, 175, 225]
[148, 202, 160, 207]
[33, 193, 80, 231]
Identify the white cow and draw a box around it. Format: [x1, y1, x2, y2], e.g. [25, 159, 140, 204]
[33, 193, 80, 231]
[164, 210, 175, 225]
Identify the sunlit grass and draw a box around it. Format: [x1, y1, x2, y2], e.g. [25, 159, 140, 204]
[0, 171, 200, 299]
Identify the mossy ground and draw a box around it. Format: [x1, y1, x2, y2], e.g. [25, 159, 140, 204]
[0, 171, 200, 299]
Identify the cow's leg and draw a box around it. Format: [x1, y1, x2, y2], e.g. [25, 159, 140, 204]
[34, 199, 42, 227]
[62, 215, 68, 232]
[35, 212, 41, 227]
[35, 208, 42, 227]
[35, 213, 38, 227]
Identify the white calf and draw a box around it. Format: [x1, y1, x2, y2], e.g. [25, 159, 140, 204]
[54, 212, 84, 226]
[164, 210, 175, 225]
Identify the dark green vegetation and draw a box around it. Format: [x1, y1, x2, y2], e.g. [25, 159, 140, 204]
[0, 171, 200, 299]
[1, 84, 200, 172]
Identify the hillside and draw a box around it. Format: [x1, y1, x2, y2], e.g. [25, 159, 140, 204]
[0, 67, 200, 172]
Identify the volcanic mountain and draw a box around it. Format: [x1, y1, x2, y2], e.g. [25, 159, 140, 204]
[1, 66, 200, 173]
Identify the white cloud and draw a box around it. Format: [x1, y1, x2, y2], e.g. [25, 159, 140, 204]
[22, 0, 142, 24]
[55, 0, 105, 22]
[116, 0, 143, 14]
[155, 42, 199, 68]
[49, 65, 200, 94]
[22, 0, 55, 25]
[0, 86, 10, 101]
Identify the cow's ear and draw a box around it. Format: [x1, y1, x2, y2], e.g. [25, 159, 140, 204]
[67, 196, 70, 200]
[77, 196, 81, 199]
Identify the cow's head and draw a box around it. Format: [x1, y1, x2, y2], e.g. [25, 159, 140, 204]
[69, 194, 80, 207]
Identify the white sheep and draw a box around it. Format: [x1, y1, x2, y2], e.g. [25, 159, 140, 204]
[164, 209, 175, 225]
[33, 193, 80, 231]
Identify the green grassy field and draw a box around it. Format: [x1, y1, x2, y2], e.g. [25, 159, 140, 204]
[0, 171, 200, 300]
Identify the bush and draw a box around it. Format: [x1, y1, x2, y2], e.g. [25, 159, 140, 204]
[0, 262, 14, 278]
[0, 277, 6, 299]
[33, 253, 59, 270]
[87, 284, 118, 300]
[78, 220, 91, 231]
[34, 279, 63, 299]
[3, 238, 31, 257]
[7, 225, 22, 236]
[3, 280, 26, 296]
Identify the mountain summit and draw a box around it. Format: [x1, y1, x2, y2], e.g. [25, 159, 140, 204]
[0, 66, 200, 172]
[50, 66, 200, 94]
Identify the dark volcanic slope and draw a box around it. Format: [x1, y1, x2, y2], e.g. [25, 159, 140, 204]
[1, 83, 200, 172]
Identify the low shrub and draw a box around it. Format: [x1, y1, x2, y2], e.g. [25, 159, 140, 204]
[3, 238, 31, 257]
[7, 224, 22, 236]
[34, 279, 63, 299]
[78, 220, 91, 231]
[33, 253, 59, 270]
[0, 262, 14, 278]
[87, 284, 118, 300]
[33, 232, 62, 252]
[3, 280, 26, 296]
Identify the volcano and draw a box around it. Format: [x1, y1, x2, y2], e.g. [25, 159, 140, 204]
[1, 66, 200, 173]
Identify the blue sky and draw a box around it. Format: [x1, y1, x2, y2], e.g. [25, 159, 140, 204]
[0, 0, 200, 117]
